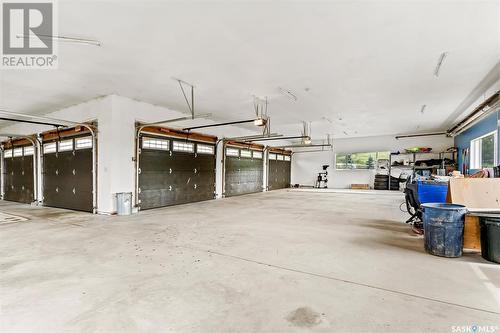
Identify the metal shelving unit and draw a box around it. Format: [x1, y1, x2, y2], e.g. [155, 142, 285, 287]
[387, 149, 457, 189]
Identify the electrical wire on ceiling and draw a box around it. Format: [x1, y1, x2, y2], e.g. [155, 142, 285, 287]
[18, 34, 102, 47]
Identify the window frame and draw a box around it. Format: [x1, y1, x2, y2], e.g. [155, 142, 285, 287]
[13, 147, 23, 157]
[4, 149, 12, 158]
[172, 141, 194, 153]
[58, 139, 74, 152]
[335, 151, 389, 170]
[252, 151, 263, 159]
[240, 150, 252, 158]
[75, 136, 93, 150]
[23, 146, 35, 156]
[226, 147, 239, 157]
[470, 130, 498, 169]
[196, 143, 215, 155]
[43, 142, 57, 154]
[142, 137, 170, 151]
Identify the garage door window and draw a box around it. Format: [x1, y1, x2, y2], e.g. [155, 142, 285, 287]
[43, 143, 57, 154]
[142, 137, 169, 150]
[24, 146, 34, 156]
[76, 137, 93, 150]
[240, 150, 252, 158]
[252, 151, 262, 159]
[13, 148, 23, 157]
[269, 153, 276, 160]
[58, 139, 74, 152]
[226, 148, 239, 157]
[284, 155, 291, 161]
[173, 141, 194, 153]
[4, 149, 12, 158]
[197, 144, 214, 155]
[277, 154, 284, 161]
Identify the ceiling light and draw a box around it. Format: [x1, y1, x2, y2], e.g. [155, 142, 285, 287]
[303, 137, 312, 145]
[254, 117, 267, 127]
[434, 52, 448, 77]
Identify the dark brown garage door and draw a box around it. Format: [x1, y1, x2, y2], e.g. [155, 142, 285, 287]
[42, 136, 93, 212]
[268, 152, 291, 190]
[2, 145, 35, 204]
[138, 132, 216, 210]
[224, 144, 264, 197]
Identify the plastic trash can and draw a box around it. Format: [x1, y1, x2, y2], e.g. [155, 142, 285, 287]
[479, 215, 500, 264]
[422, 203, 467, 258]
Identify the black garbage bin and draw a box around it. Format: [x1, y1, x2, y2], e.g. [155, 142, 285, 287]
[479, 215, 500, 264]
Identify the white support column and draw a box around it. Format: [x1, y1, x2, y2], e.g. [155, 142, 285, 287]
[263, 146, 269, 191]
[215, 140, 224, 199]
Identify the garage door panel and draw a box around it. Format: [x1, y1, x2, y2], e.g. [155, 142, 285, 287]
[43, 139, 93, 212]
[224, 154, 263, 197]
[3, 152, 35, 204]
[139, 135, 216, 210]
[268, 158, 291, 190]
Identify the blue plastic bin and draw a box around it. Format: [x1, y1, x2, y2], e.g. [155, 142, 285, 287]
[417, 180, 448, 204]
[422, 203, 467, 258]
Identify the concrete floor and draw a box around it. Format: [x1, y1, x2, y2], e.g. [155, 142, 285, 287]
[1, 190, 499, 332]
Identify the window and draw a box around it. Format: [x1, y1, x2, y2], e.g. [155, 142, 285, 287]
[13, 148, 23, 157]
[43, 142, 57, 154]
[142, 137, 169, 150]
[336, 151, 390, 170]
[24, 146, 34, 156]
[197, 143, 214, 155]
[277, 154, 284, 161]
[269, 153, 276, 160]
[76, 137, 93, 150]
[226, 148, 239, 157]
[284, 155, 291, 161]
[173, 141, 194, 153]
[58, 139, 74, 152]
[470, 131, 497, 169]
[240, 150, 252, 158]
[252, 151, 262, 159]
[4, 149, 12, 158]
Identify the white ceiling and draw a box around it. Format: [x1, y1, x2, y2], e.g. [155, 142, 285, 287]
[1, 0, 499, 140]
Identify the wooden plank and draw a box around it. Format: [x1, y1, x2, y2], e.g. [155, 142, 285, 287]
[351, 184, 370, 190]
[141, 126, 217, 143]
[463, 215, 481, 250]
[447, 178, 500, 209]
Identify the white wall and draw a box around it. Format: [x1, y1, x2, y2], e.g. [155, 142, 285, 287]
[291, 134, 454, 188]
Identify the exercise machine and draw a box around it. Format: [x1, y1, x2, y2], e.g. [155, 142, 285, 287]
[315, 165, 329, 188]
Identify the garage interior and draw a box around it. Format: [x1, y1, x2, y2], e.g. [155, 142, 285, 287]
[1, 1, 499, 332]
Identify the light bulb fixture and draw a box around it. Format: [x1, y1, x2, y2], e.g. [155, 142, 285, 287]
[254, 117, 267, 127]
[303, 137, 312, 145]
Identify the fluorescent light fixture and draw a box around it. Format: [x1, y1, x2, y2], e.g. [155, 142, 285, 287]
[18, 34, 102, 47]
[254, 117, 267, 127]
[434, 52, 448, 77]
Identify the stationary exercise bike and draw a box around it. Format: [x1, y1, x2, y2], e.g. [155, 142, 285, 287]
[315, 165, 329, 188]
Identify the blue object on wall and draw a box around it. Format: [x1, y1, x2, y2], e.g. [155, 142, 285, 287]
[454, 109, 499, 174]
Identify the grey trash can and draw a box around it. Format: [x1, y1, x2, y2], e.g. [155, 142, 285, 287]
[116, 192, 132, 216]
